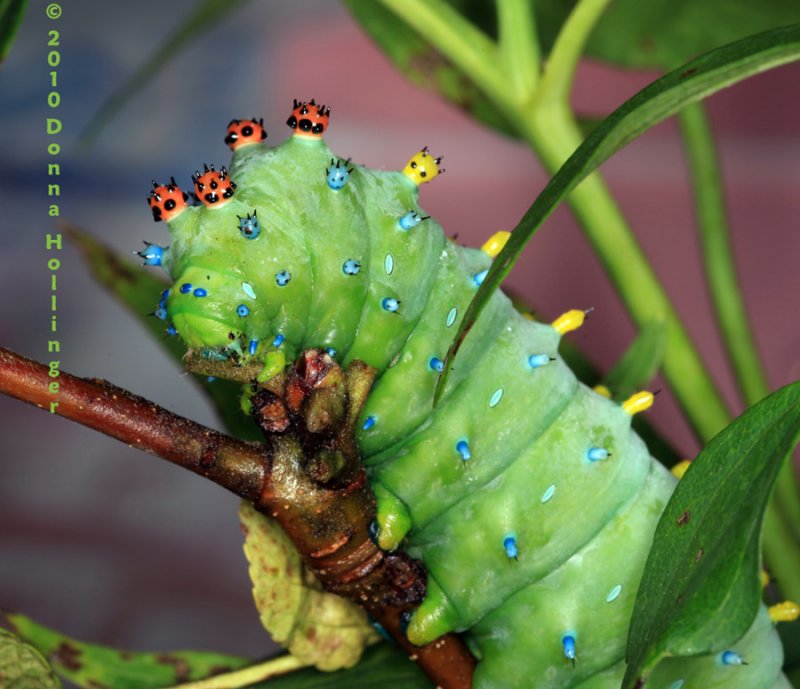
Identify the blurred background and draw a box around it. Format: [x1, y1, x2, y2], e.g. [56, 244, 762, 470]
[1, 0, 798, 665]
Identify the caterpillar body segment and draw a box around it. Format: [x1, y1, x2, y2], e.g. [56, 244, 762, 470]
[141, 104, 786, 688]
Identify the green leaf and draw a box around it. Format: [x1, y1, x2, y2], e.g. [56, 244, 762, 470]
[534, 0, 800, 69]
[0, 0, 27, 63]
[67, 225, 261, 441]
[2, 612, 247, 689]
[438, 24, 800, 402]
[622, 381, 800, 688]
[341, 0, 518, 138]
[249, 644, 432, 689]
[78, 0, 252, 148]
[0, 626, 61, 689]
[240, 501, 379, 671]
[602, 316, 666, 402]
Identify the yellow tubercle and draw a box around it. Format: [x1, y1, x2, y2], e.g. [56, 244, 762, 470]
[402, 147, 443, 185]
[551, 309, 586, 335]
[769, 600, 800, 623]
[481, 231, 511, 258]
[622, 391, 654, 416]
[760, 569, 771, 589]
[593, 385, 612, 399]
[671, 459, 692, 480]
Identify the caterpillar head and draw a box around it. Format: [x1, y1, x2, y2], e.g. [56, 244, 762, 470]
[191, 164, 236, 207]
[166, 267, 246, 353]
[147, 178, 189, 222]
[286, 98, 330, 138]
[225, 118, 267, 150]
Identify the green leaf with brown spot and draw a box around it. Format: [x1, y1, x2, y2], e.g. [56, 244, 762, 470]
[240, 501, 380, 671]
[3, 612, 248, 689]
[67, 225, 261, 442]
[622, 380, 800, 688]
[0, 626, 61, 689]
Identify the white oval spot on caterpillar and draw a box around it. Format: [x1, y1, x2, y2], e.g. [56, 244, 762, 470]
[446, 307, 457, 328]
[489, 388, 503, 408]
[606, 584, 623, 603]
[541, 484, 556, 503]
[668, 681, 685, 689]
[242, 282, 256, 299]
[385, 253, 394, 275]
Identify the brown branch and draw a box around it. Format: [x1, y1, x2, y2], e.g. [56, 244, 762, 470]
[0, 347, 269, 500]
[0, 347, 476, 688]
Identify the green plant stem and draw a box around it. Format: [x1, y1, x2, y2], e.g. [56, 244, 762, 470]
[535, 0, 611, 108]
[166, 655, 308, 689]
[677, 103, 769, 407]
[376, 0, 506, 104]
[678, 102, 800, 546]
[496, 0, 540, 98]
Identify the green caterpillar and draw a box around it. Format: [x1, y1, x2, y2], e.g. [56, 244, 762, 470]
[140, 100, 788, 688]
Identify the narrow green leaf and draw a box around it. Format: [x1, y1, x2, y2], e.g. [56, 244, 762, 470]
[602, 316, 666, 402]
[67, 225, 261, 441]
[342, 0, 518, 138]
[0, 626, 61, 689]
[622, 381, 800, 688]
[249, 644, 432, 689]
[2, 612, 247, 689]
[0, 0, 27, 63]
[437, 24, 800, 402]
[78, 0, 252, 148]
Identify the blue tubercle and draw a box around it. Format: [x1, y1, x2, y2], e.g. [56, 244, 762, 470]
[238, 211, 261, 239]
[398, 210, 428, 231]
[721, 650, 745, 666]
[382, 297, 400, 313]
[456, 439, 471, 461]
[473, 269, 488, 287]
[326, 347, 337, 357]
[179, 282, 192, 294]
[153, 306, 168, 321]
[166, 325, 177, 336]
[587, 447, 610, 462]
[272, 334, 285, 348]
[503, 535, 518, 560]
[528, 353, 553, 369]
[249, 339, 259, 356]
[363, 415, 377, 430]
[562, 635, 577, 663]
[275, 270, 291, 287]
[343, 259, 361, 275]
[135, 242, 166, 266]
[326, 159, 352, 190]
[193, 287, 208, 298]
[429, 357, 444, 373]
[236, 304, 250, 317]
